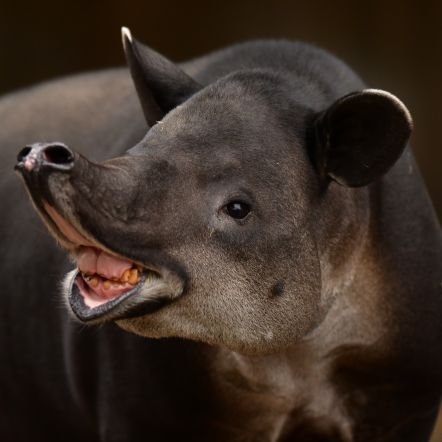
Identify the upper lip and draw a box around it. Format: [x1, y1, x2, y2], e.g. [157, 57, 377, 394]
[41, 202, 162, 278]
[44, 202, 96, 248]
[17, 162, 159, 277]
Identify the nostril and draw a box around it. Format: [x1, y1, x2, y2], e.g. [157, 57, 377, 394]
[17, 146, 32, 163]
[16, 142, 74, 173]
[43, 144, 74, 165]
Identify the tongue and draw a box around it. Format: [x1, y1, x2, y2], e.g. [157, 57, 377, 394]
[77, 247, 133, 280]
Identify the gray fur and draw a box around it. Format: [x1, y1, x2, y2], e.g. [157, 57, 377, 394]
[2, 32, 441, 441]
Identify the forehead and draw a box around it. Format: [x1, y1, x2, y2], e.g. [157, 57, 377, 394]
[133, 71, 315, 192]
[150, 72, 310, 155]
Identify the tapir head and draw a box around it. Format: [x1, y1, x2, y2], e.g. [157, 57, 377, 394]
[15, 29, 412, 354]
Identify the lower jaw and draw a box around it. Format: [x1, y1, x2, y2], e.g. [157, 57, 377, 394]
[68, 270, 148, 322]
[67, 270, 171, 323]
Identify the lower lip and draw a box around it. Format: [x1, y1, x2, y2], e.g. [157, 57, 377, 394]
[68, 270, 146, 322]
[75, 274, 135, 308]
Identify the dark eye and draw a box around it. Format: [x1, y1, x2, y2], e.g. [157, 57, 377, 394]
[225, 201, 251, 220]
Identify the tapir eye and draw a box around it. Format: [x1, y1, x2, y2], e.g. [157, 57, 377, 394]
[224, 201, 251, 220]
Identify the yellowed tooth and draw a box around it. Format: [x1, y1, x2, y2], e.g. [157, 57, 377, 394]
[121, 269, 131, 283]
[128, 268, 139, 285]
[103, 280, 111, 290]
[89, 277, 99, 288]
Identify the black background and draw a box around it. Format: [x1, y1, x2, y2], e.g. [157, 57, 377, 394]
[0, 1, 441, 439]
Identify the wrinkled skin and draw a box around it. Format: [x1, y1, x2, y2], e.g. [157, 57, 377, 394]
[2, 35, 442, 441]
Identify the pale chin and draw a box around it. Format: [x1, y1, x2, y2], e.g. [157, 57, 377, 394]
[62, 269, 78, 316]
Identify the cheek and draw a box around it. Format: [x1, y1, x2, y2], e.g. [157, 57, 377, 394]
[258, 233, 323, 346]
[114, 231, 323, 354]
[179, 232, 323, 353]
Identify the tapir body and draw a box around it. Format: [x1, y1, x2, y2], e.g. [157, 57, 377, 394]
[1, 32, 441, 441]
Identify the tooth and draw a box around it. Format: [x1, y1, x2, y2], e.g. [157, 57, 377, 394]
[103, 280, 111, 290]
[121, 269, 131, 283]
[89, 277, 99, 288]
[128, 268, 139, 285]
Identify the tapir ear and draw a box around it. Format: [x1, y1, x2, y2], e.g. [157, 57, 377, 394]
[121, 27, 201, 126]
[312, 89, 413, 187]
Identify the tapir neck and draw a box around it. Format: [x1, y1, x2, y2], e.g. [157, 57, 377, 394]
[209, 346, 353, 441]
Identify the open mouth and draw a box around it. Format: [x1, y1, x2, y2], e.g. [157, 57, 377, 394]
[70, 244, 159, 316]
[40, 202, 181, 323]
[75, 246, 146, 308]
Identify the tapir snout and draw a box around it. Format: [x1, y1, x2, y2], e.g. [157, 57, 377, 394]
[16, 141, 187, 324]
[16, 140, 149, 230]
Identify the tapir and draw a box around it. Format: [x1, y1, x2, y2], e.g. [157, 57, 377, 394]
[1, 27, 441, 441]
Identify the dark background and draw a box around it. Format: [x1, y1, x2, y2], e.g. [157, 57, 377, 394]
[0, 0, 441, 219]
[0, 1, 441, 440]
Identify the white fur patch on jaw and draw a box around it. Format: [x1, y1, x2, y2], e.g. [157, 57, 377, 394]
[61, 269, 78, 317]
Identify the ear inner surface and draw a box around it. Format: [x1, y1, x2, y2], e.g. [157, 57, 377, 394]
[314, 89, 413, 187]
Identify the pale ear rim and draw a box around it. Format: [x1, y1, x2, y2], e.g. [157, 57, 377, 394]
[120, 26, 201, 126]
[121, 26, 133, 46]
[361, 88, 413, 130]
[120, 26, 163, 127]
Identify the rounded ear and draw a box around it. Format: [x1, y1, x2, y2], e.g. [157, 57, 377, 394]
[121, 27, 201, 126]
[312, 89, 413, 187]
